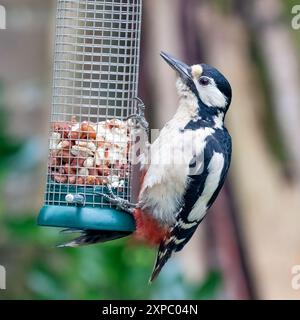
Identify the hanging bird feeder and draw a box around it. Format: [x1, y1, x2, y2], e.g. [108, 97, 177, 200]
[38, 0, 144, 235]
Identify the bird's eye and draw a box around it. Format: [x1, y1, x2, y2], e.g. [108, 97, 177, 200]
[199, 77, 210, 86]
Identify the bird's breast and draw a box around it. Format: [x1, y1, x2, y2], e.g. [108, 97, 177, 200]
[139, 125, 215, 226]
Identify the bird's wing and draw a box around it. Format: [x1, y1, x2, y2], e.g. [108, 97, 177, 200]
[150, 131, 231, 282]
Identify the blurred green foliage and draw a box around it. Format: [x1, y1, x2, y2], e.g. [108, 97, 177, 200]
[0, 85, 22, 181]
[0, 82, 222, 299]
[249, 40, 288, 166]
[1, 215, 222, 299]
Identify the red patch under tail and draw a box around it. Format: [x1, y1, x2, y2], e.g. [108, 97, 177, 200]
[133, 208, 168, 246]
[132, 169, 169, 245]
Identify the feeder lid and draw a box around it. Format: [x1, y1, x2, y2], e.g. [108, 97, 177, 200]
[38, 205, 136, 232]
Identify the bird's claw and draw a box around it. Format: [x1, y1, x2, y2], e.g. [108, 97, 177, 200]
[94, 184, 137, 214]
[127, 97, 149, 135]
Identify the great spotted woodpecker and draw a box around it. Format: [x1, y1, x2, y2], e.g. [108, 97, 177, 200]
[60, 52, 232, 283]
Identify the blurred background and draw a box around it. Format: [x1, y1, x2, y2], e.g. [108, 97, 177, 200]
[1, 0, 300, 299]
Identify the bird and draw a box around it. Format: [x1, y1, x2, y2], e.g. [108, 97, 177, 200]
[60, 51, 232, 283]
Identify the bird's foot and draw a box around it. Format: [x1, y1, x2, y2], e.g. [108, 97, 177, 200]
[94, 184, 137, 214]
[127, 97, 149, 135]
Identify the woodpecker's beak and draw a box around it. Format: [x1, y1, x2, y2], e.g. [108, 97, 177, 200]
[160, 51, 191, 81]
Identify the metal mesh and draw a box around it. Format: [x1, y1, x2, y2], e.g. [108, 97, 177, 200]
[45, 0, 142, 207]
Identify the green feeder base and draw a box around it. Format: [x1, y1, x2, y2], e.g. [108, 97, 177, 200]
[38, 205, 136, 232]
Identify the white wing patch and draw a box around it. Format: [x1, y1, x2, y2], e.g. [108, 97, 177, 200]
[178, 220, 198, 229]
[187, 152, 225, 222]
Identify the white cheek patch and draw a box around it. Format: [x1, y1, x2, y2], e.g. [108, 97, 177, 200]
[193, 78, 227, 109]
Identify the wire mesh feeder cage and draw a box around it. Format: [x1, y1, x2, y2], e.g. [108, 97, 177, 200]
[38, 0, 144, 235]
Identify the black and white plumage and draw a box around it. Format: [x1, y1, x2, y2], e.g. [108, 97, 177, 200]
[58, 51, 233, 284]
[137, 52, 232, 282]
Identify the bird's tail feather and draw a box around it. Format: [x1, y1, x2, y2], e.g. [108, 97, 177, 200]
[149, 220, 200, 283]
[57, 229, 132, 248]
[149, 237, 176, 283]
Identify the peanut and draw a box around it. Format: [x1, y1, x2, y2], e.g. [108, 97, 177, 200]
[57, 140, 70, 150]
[64, 163, 76, 175]
[95, 177, 102, 185]
[76, 176, 84, 185]
[57, 149, 73, 164]
[68, 175, 76, 184]
[69, 131, 80, 140]
[49, 119, 131, 189]
[78, 167, 89, 176]
[49, 157, 58, 167]
[83, 157, 94, 168]
[87, 141, 97, 152]
[54, 174, 67, 183]
[96, 137, 106, 148]
[52, 122, 71, 138]
[98, 165, 110, 176]
[88, 168, 98, 176]
[71, 157, 85, 168]
[86, 175, 96, 185]
[71, 145, 94, 157]
[80, 122, 96, 140]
